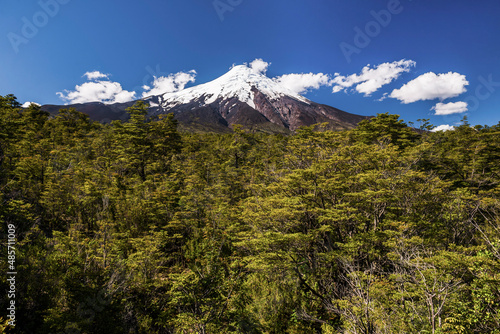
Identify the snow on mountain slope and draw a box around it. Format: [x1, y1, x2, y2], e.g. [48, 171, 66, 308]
[145, 64, 311, 110]
[42, 63, 370, 132]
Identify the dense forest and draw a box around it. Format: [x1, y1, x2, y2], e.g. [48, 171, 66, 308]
[1, 94, 499, 334]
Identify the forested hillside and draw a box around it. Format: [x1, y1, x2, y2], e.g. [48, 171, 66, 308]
[1, 94, 499, 333]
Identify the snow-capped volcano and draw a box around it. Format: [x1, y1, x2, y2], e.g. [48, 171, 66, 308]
[146, 64, 310, 110]
[42, 63, 370, 132]
[143, 64, 369, 132]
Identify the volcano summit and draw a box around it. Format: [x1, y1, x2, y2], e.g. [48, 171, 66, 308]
[43, 64, 370, 133]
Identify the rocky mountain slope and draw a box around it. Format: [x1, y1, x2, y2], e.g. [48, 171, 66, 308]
[42, 64, 370, 133]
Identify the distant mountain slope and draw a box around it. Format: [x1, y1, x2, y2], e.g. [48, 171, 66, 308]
[42, 64, 370, 132]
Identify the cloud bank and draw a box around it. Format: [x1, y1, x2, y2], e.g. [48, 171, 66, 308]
[431, 101, 468, 115]
[247, 58, 333, 95]
[57, 58, 470, 122]
[57, 79, 137, 104]
[332, 60, 416, 96]
[431, 124, 455, 132]
[142, 70, 197, 98]
[250, 58, 270, 75]
[390, 72, 469, 104]
[275, 73, 332, 94]
[83, 71, 109, 80]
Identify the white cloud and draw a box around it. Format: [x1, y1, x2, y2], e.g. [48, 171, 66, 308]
[22, 101, 41, 108]
[431, 124, 455, 132]
[57, 80, 136, 104]
[142, 70, 197, 98]
[250, 58, 270, 75]
[83, 71, 109, 80]
[377, 92, 389, 102]
[431, 101, 468, 115]
[390, 72, 469, 104]
[274, 73, 332, 94]
[331, 59, 416, 96]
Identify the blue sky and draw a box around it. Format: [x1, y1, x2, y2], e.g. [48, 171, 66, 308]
[1, 0, 499, 129]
